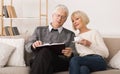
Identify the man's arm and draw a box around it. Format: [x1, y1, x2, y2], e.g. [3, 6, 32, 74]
[68, 32, 78, 56]
[25, 27, 40, 53]
[62, 32, 78, 58]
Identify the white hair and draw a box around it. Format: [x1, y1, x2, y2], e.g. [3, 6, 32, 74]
[52, 4, 69, 17]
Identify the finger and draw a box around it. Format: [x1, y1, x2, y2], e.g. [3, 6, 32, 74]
[32, 43, 36, 49]
[62, 50, 68, 55]
[84, 40, 87, 46]
[62, 49, 70, 54]
[62, 49, 66, 53]
[38, 41, 43, 45]
[34, 42, 39, 46]
[36, 41, 43, 46]
[65, 47, 71, 50]
[36, 41, 41, 45]
[63, 50, 72, 57]
[79, 40, 84, 45]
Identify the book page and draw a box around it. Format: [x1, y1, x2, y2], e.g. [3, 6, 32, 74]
[37, 43, 64, 47]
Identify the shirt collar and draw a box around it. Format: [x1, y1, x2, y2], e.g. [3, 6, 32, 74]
[48, 23, 63, 33]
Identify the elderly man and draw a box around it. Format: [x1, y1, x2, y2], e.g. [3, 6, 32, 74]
[25, 4, 78, 74]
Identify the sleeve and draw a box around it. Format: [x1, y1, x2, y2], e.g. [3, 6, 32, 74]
[69, 32, 79, 56]
[89, 31, 109, 58]
[25, 27, 39, 53]
[61, 32, 78, 60]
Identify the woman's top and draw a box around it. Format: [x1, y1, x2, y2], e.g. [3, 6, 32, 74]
[75, 30, 109, 58]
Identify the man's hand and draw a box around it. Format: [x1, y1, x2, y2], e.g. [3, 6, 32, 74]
[32, 41, 43, 49]
[62, 47, 72, 57]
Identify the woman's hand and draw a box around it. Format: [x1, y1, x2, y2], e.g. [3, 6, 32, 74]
[79, 39, 91, 47]
[32, 41, 43, 49]
[62, 47, 72, 57]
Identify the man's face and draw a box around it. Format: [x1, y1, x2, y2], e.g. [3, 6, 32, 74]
[52, 8, 67, 28]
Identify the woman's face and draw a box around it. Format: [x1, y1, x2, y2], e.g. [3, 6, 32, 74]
[72, 15, 84, 30]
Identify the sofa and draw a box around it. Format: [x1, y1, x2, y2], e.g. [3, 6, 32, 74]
[0, 36, 120, 74]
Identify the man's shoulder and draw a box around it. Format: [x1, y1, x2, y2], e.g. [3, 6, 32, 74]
[63, 28, 74, 34]
[36, 26, 48, 29]
[35, 26, 48, 31]
[34, 26, 48, 33]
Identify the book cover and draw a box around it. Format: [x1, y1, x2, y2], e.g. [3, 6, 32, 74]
[4, 26, 13, 36]
[6, 5, 17, 18]
[36, 43, 65, 55]
[12, 27, 20, 35]
[3, 6, 9, 18]
[6, 6, 12, 18]
[7, 26, 13, 36]
[10, 6, 17, 18]
[4, 26, 10, 36]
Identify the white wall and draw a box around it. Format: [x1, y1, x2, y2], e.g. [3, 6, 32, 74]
[2, 0, 120, 36]
[48, 0, 120, 36]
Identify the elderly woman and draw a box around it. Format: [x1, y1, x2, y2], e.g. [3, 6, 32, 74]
[69, 10, 109, 74]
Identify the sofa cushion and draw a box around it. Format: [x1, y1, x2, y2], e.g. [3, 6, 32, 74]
[0, 67, 68, 74]
[0, 43, 15, 67]
[0, 67, 29, 74]
[92, 69, 120, 74]
[54, 69, 120, 74]
[109, 50, 120, 69]
[0, 38, 26, 66]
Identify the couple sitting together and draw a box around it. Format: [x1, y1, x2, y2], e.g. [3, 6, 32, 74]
[25, 4, 109, 74]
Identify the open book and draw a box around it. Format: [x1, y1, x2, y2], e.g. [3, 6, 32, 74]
[36, 43, 65, 55]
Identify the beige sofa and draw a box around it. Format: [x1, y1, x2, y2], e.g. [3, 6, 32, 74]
[0, 37, 120, 74]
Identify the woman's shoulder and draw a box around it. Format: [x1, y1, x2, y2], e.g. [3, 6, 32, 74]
[89, 29, 101, 34]
[90, 29, 102, 38]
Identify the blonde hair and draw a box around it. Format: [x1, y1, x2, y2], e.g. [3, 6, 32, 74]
[71, 10, 89, 30]
[52, 4, 69, 17]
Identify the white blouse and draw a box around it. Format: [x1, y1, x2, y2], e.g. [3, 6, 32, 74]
[75, 30, 109, 58]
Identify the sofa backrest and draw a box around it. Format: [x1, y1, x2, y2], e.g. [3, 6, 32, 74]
[103, 37, 120, 62]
